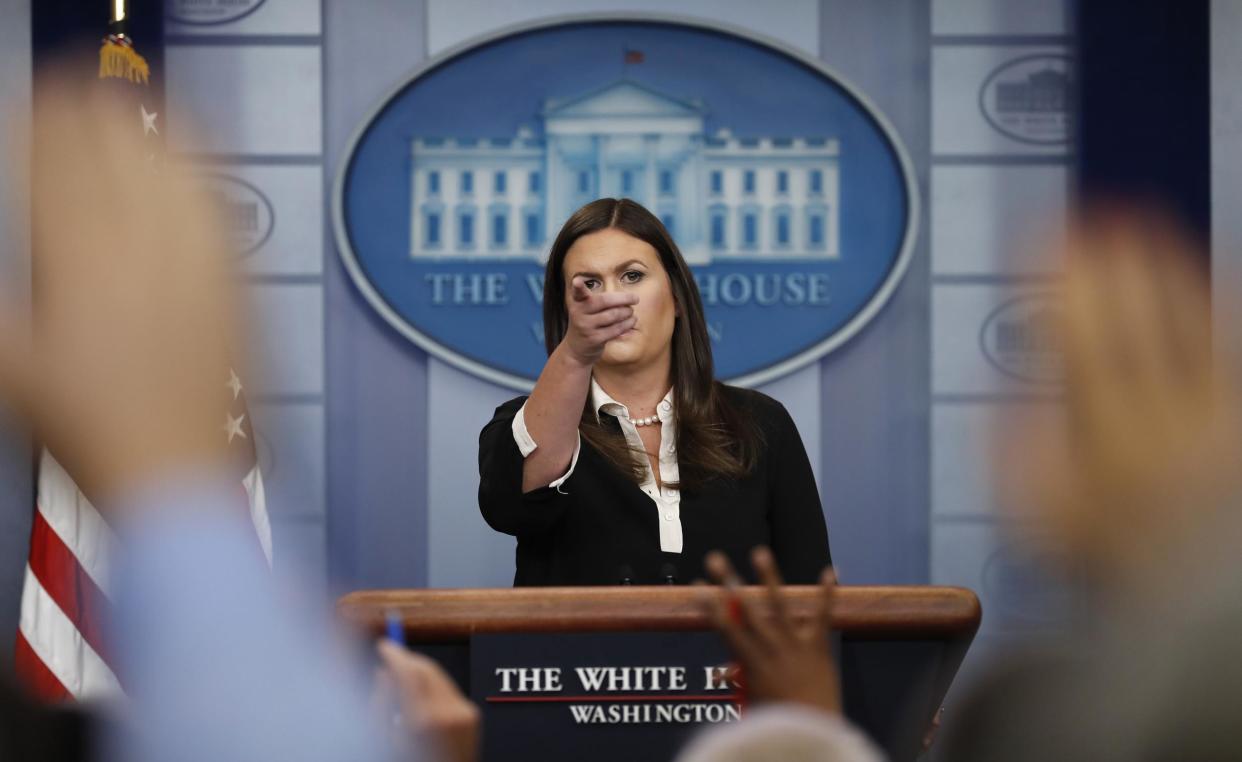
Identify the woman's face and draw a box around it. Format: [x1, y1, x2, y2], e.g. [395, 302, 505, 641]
[563, 227, 678, 370]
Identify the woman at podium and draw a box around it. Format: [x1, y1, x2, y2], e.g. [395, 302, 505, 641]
[479, 198, 831, 586]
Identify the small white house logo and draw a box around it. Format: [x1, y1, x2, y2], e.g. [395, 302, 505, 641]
[982, 541, 1071, 626]
[167, 0, 268, 25]
[979, 294, 1062, 384]
[979, 54, 1073, 145]
[203, 175, 274, 257]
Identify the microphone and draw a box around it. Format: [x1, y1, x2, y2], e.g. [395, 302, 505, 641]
[659, 562, 678, 585]
[618, 564, 634, 586]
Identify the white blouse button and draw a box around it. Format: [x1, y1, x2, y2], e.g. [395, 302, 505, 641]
[664, 513, 673, 521]
[660, 401, 672, 412]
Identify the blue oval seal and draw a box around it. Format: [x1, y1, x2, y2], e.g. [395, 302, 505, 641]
[334, 16, 918, 390]
[166, 0, 269, 26]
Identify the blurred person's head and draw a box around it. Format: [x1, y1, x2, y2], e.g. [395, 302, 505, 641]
[674, 705, 883, 762]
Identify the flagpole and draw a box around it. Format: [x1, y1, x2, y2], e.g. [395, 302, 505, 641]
[110, 0, 128, 40]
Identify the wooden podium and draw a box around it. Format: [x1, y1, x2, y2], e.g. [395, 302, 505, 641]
[339, 586, 980, 762]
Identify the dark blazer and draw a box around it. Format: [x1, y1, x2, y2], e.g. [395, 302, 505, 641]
[478, 385, 831, 586]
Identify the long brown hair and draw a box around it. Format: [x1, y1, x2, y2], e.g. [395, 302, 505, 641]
[543, 198, 762, 491]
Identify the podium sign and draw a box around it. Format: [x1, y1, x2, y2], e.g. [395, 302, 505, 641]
[472, 631, 742, 762]
[337, 586, 980, 762]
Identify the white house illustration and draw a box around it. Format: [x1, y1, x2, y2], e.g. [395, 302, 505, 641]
[408, 80, 840, 264]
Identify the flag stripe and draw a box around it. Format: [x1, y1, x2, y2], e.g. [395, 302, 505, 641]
[17, 565, 120, 699]
[243, 466, 273, 566]
[27, 507, 112, 664]
[13, 629, 70, 702]
[18, 452, 270, 702]
[37, 453, 115, 594]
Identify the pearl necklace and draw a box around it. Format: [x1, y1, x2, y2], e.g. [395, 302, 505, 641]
[625, 414, 660, 427]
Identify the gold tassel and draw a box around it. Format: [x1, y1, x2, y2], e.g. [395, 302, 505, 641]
[98, 38, 149, 84]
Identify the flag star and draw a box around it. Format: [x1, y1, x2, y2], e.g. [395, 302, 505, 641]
[223, 413, 247, 443]
[226, 369, 243, 400]
[141, 104, 159, 136]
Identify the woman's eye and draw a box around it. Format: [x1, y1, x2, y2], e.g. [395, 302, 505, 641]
[622, 270, 644, 283]
[583, 279, 600, 290]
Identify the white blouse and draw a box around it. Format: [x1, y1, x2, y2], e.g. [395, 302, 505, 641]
[511, 379, 683, 553]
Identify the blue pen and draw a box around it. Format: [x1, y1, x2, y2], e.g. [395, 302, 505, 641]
[384, 609, 406, 647]
[382, 610, 408, 728]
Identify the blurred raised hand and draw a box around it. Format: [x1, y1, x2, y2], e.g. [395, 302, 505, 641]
[700, 547, 841, 715]
[999, 209, 1242, 589]
[690, 550, 890, 762]
[0, 70, 241, 510]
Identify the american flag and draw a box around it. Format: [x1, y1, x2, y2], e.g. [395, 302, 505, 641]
[13, 4, 272, 701]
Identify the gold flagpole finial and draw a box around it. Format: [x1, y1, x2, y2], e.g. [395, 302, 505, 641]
[99, 0, 149, 83]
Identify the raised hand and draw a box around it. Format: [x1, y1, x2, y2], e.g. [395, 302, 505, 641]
[0, 70, 239, 509]
[561, 275, 639, 366]
[998, 209, 1242, 585]
[700, 547, 842, 715]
